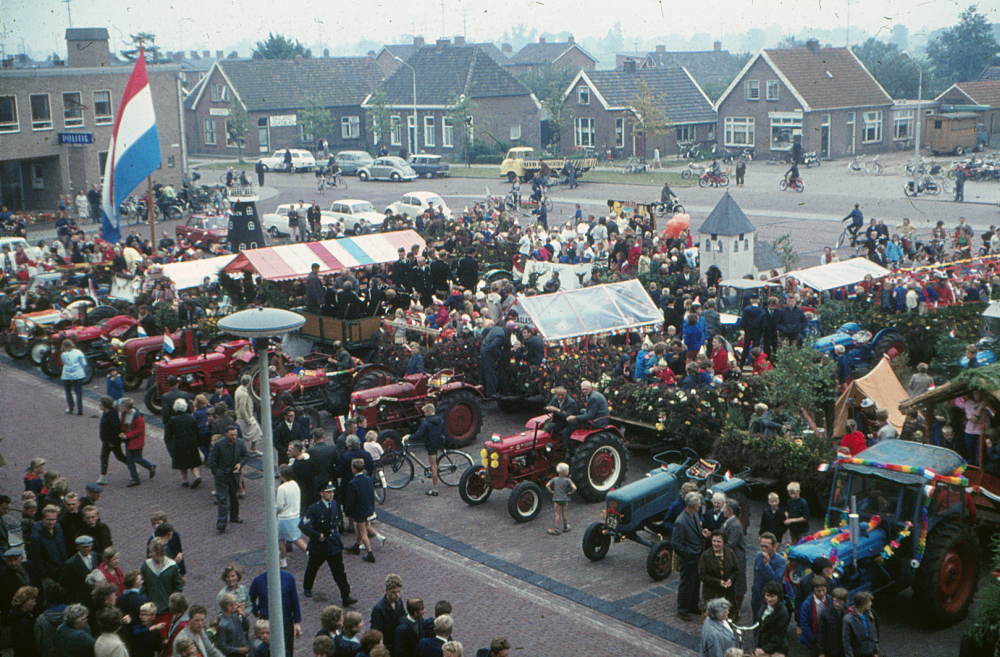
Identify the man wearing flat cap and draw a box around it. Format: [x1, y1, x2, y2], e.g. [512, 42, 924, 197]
[299, 481, 355, 607]
[60, 535, 97, 604]
[0, 545, 30, 624]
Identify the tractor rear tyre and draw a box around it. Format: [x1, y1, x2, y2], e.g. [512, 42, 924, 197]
[145, 385, 164, 416]
[507, 481, 543, 523]
[570, 431, 629, 502]
[459, 465, 492, 506]
[646, 540, 674, 581]
[28, 339, 50, 366]
[122, 371, 145, 391]
[873, 330, 907, 364]
[5, 335, 29, 359]
[436, 390, 484, 448]
[377, 430, 402, 455]
[582, 522, 611, 561]
[354, 368, 396, 391]
[914, 521, 980, 626]
[41, 355, 61, 378]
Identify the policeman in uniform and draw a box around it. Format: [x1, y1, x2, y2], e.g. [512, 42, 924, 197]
[299, 481, 356, 606]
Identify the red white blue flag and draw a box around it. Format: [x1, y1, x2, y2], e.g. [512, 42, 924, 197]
[101, 49, 161, 243]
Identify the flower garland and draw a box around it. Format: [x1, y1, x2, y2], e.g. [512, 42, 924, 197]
[833, 457, 968, 487]
[879, 521, 913, 561]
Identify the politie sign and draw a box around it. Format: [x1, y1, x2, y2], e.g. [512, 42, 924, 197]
[59, 133, 94, 145]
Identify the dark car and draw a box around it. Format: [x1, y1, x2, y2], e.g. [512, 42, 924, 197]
[408, 154, 450, 179]
[334, 150, 375, 176]
[175, 213, 229, 250]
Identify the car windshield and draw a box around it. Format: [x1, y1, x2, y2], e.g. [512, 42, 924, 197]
[423, 196, 444, 206]
[203, 216, 228, 230]
[351, 202, 375, 213]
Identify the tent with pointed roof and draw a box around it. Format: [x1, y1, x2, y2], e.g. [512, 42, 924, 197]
[699, 193, 757, 281]
[698, 192, 756, 236]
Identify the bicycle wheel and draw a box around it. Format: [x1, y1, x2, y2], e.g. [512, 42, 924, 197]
[374, 473, 386, 505]
[544, 197, 553, 212]
[872, 163, 883, 175]
[337, 176, 348, 189]
[382, 452, 414, 489]
[437, 450, 475, 487]
[681, 168, 692, 180]
[836, 229, 848, 249]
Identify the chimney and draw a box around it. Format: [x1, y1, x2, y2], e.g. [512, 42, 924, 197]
[454, 36, 466, 46]
[216, 50, 223, 59]
[656, 45, 666, 53]
[65, 28, 111, 68]
[623, 58, 637, 74]
[414, 36, 425, 47]
[324, 48, 330, 58]
[502, 43, 512, 53]
[190, 50, 199, 59]
[714, 41, 721, 52]
[295, 54, 304, 65]
[166, 51, 173, 59]
[538, 37, 546, 44]
[436, 38, 450, 52]
[203, 50, 210, 58]
[806, 38, 820, 54]
[173, 52, 184, 62]
[567, 35, 574, 44]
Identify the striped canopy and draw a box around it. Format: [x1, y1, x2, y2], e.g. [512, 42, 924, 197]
[223, 230, 425, 281]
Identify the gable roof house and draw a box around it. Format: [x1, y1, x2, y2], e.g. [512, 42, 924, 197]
[616, 42, 742, 97]
[364, 39, 540, 158]
[714, 40, 894, 160]
[184, 56, 383, 157]
[505, 37, 597, 75]
[374, 36, 508, 76]
[936, 80, 1000, 145]
[559, 61, 717, 158]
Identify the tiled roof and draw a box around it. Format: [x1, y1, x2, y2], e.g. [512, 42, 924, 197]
[955, 81, 1000, 108]
[583, 68, 716, 125]
[508, 42, 595, 66]
[755, 240, 783, 273]
[383, 42, 506, 66]
[377, 45, 532, 105]
[979, 65, 1000, 82]
[472, 43, 509, 66]
[763, 47, 892, 110]
[210, 57, 383, 112]
[640, 50, 741, 89]
[380, 44, 420, 62]
[66, 28, 109, 41]
[698, 192, 756, 236]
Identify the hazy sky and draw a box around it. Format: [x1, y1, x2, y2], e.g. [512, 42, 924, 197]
[3, 0, 996, 58]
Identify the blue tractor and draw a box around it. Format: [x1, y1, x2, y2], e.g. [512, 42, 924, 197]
[959, 301, 1000, 368]
[813, 323, 906, 375]
[581, 448, 751, 581]
[784, 441, 980, 626]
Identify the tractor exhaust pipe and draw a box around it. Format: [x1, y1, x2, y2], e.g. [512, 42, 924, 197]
[849, 494, 859, 566]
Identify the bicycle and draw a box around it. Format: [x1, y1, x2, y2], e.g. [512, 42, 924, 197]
[779, 176, 805, 192]
[317, 172, 347, 193]
[624, 157, 648, 174]
[381, 435, 475, 490]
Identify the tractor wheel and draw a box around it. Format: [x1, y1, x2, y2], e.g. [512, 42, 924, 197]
[122, 371, 145, 391]
[507, 172, 517, 183]
[459, 465, 492, 506]
[377, 429, 402, 455]
[646, 540, 674, 581]
[354, 368, 397, 391]
[570, 431, 629, 502]
[582, 522, 611, 561]
[5, 334, 30, 359]
[914, 521, 980, 626]
[28, 339, 50, 366]
[80, 360, 95, 385]
[486, 270, 513, 284]
[41, 355, 62, 378]
[873, 330, 907, 364]
[436, 390, 484, 448]
[145, 385, 164, 416]
[507, 481, 543, 523]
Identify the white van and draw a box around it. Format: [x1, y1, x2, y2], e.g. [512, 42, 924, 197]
[257, 149, 317, 173]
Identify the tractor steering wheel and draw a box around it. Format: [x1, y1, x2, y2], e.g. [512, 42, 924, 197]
[428, 369, 455, 388]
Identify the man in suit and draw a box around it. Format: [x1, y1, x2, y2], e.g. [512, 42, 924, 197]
[670, 492, 703, 621]
[428, 250, 452, 297]
[738, 294, 765, 369]
[274, 407, 308, 463]
[161, 376, 194, 426]
[391, 248, 412, 291]
[455, 249, 479, 291]
[394, 598, 426, 657]
[415, 614, 452, 657]
[544, 387, 578, 448]
[28, 505, 66, 587]
[307, 429, 338, 494]
[60, 534, 97, 604]
[299, 481, 356, 606]
[288, 441, 317, 516]
[370, 574, 405, 656]
[208, 426, 249, 532]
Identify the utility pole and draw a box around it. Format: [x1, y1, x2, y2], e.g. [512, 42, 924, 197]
[64, 0, 73, 29]
[845, 0, 851, 47]
[441, 0, 445, 38]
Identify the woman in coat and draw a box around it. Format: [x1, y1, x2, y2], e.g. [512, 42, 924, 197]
[60, 339, 89, 415]
[755, 581, 790, 656]
[140, 538, 183, 614]
[9, 585, 38, 657]
[192, 394, 213, 461]
[163, 398, 203, 488]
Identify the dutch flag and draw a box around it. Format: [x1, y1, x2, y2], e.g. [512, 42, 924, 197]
[163, 333, 175, 354]
[100, 49, 161, 244]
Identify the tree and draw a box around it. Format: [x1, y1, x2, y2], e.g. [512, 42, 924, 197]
[448, 94, 479, 166]
[120, 33, 169, 63]
[226, 102, 249, 163]
[766, 234, 800, 272]
[775, 35, 808, 49]
[252, 33, 311, 60]
[515, 66, 577, 148]
[364, 90, 392, 151]
[927, 5, 1000, 83]
[298, 98, 333, 150]
[624, 80, 672, 158]
[852, 38, 923, 100]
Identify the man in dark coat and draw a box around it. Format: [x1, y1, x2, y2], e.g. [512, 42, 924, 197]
[394, 598, 426, 657]
[98, 396, 127, 485]
[563, 381, 609, 456]
[455, 250, 479, 291]
[0, 546, 32, 625]
[288, 441, 317, 517]
[428, 251, 452, 297]
[776, 295, 808, 347]
[518, 328, 545, 366]
[60, 535, 97, 604]
[305, 264, 325, 314]
[307, 430, 338, 493]
[544, 386, 578, 441]
[344, 460, 376, 562]
[255, 160, 266, 186]
[391, 248, 412, 291]
[370, 574, 405, 656]
[274, 407, 309, 462]
[738, 295, 765, 368]
[28, 505, 66, 586]
[58, 495, 85, 554]
[299, 482, 356, 605]
[336, 282, 361, 319]
[208, 426, 249, 532]
[671, 492, 703, 621]
[161, 376, 194, 426]
[77, 506, 113, 557]
[480, 322, 512, 399]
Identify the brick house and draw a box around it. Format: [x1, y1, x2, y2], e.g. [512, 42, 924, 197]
[505, 37, 597, 75]
[714, 40, 894, 160]
[615, 42, 742, 97]
[364, 39, 540, 158]
[374, 36, 508, 76]
[558, 61, 717, 158]
[184, 56, 383, 158]
[0, 28, 185, 211]
[935, 81, 1000, 146]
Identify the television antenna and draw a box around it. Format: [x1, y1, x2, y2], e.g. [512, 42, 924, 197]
[64, 0, 73, 28]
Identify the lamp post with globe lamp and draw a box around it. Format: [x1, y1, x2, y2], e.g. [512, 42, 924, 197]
[902, 50, 923, 195]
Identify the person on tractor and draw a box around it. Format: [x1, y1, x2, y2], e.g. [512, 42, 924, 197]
[544, 386, 578, 442]
[562, 381, 608, 457]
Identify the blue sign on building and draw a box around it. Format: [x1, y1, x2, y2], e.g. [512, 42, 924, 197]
[58, 133, 94, 145]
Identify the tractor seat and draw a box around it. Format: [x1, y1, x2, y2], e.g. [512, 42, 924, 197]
[852, 330, 872, 345]
[686, 458, 720, 480]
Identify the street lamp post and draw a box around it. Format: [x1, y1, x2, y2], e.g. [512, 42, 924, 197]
[394, 57, 417, 156]
[216, 307, 305, 657]
[903, 51, 923, 195]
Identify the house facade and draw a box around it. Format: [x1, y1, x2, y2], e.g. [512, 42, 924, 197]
[936, 81, 1000, 146]
[558, 62, 717, 158]
[184, 56, 383, 158]
[0, 28, 185, 211]
[374, 36, 508, 76]
[365, 40, 540, 158]
[505, 37, 597, 75]
[714, 41, 894, 160]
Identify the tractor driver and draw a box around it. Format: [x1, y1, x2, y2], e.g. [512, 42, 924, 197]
[544, 386, 578, 448]
[326, 341, 352, 372]
[563, 381, 609, 457]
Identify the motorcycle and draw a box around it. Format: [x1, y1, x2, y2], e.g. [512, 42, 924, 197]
[653, 198, 685, 217]
[904, 176, 941, 196]
[779, 176, 805, 192]
[698, 170, 729, 188]
[680, 162, 706, 180]
[802, 151, 820, 168]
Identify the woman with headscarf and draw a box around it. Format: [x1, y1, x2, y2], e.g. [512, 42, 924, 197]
[163, 398, 203, 488]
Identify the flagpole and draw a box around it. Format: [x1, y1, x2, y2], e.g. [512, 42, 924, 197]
[148, 175, 155, 248]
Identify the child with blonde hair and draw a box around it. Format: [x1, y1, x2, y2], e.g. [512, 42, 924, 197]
[545, 463, 577, 535]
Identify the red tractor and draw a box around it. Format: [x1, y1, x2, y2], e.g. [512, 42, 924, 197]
[40, 315, 138, 382]
[110, 329, 231, 391]
[267, 362, 397, 429]
[458, 414, 629, 522]
[350, 370, 485, 449]
[144, 340, 258, 415]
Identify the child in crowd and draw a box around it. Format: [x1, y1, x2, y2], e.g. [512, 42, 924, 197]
[106, 368, 124, 405]
[363, 430, 384, 462]
[545, 462, 577, 535]
[785, 482, 810, 545]
[132, 602, 165, 657]
[149, 512, 185, 578]
[252, 619, 270, 657]
[759, 491, 787, 544]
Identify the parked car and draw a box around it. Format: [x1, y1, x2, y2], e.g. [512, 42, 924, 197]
[408, 154, 450, 179]
[328, 200, 385, 233]
[385, 191, 453, 220]
[261, 203, 338, 238]
[256, 149, 316, 172]
[357, 157, 418, 182]
[334, 151, 375, 176]
[175, 214, 229, 250]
